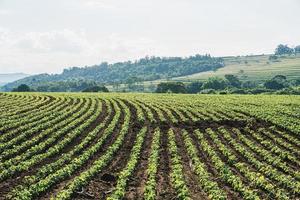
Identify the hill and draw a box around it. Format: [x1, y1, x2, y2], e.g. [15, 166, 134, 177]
[0, 73, 30, 86]
[2, 55, 223, 91]
[171, 54, 300, 83]
[107, 54, 300, 92]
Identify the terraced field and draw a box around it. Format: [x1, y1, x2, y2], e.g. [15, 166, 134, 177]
[0, 92, 299, 200]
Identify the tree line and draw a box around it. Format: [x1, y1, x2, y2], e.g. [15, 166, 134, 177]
[156, 74, 300, 95]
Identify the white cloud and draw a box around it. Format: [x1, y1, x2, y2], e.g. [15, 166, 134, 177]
[99, 34, 163, 61]
[14, 29, 91, 54]
[0, 27, 163, 74]
[80, 0, 118, 9]
[0, 9, 13, 15]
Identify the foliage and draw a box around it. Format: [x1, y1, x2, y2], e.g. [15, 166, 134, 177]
[82, 85, 109, 92]
[294, 45, 300, 54]
[0, 93, 300, 199]
[275, 44, 294, 55]
[156, 82, 187, 93]
[269, 55, 279, 61]
[186, 81, 203, 93]
[202, 77, 228, 90]
[11, 84, 32, 92]
[264, 80, 285, 90]
[4, 54, 224, 91]
[224, 74, 241, 88]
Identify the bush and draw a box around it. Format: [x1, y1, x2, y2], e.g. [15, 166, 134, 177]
[156, 82, 186, 93]
[202, 77, 228, 90]
[82, 86, 109, 92]
[186, 81, 203, 93]
[268, 55, 279, 61]
[11, 84, 32, 92]
[224, 74, 241, 88]
[275, 88, 300, 95]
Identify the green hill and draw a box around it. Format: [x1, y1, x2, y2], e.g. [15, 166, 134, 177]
[171, 54, 300, 83]
[2, 55, 223, 92]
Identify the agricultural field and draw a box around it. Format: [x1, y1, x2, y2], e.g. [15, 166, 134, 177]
[0, 92, 300, 200]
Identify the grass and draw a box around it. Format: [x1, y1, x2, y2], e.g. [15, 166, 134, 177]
[171, 54, 300, 83]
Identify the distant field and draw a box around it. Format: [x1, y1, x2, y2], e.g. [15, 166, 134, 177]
[172, 54, 300, 82]
[0, 92, 300, 199]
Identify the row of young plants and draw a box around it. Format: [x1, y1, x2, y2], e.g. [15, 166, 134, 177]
[1, 94, 51, 118]
[9, 99, 121, 199]
[133, 100, 156, 123]
[0, 97, 85, 160]
[218, 127, 300, 194]
[268, 126, 300, 152]
[0, 97, 99, 181]
[232, 128, 300, 180]
[0, 94, 36, 115]
[52, 99, 132, 200]
[0, 95, 46, 122]
[194, 129, 261, 200]
[181, 129, 227, 200]
[263, 127, 300, 157]
[144, 128, 161, 200]
[245, 127, 300, 168]
[236, 100, 300, 135]
[167, 129, 191, 200]
[0, 96, 68, 133]
[206, 128, 290, 199]
[107, 126, 148, 199]
[126, 99, 145, 122]
[0, 93, 41, 111]
[139, 100, 166, 122]
[149, 103, 177, 123]
[0, 96, 73, 145]
[8, 99, 114, 195]
[178, 107, 199, 122]
[156, 102, 188, 122]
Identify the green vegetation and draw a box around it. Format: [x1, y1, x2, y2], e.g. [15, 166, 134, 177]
[3, 54, 223, 92]
[172, 54, 300, 83]
[11, 84, 32, 92]
[0, 92, 300, 199]
[156, 82, 187, 93]
[82, 85, 109, 92]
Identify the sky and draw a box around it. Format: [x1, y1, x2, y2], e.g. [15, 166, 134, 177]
[0, 0, 299, 74]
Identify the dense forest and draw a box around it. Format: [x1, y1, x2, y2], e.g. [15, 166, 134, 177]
[3, 54, 223, 92]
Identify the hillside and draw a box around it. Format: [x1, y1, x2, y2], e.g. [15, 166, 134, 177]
[2, 55, 223, 91]
[0, 73, 29, 86]
[171, 54, 300, 82]
[4, 54, 300, 92]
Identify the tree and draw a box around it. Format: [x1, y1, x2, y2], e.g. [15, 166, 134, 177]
[272, 75, 287, 82]
[186, 81, 203, 93]
[224, 74, 241, 88]
[202, 77, 227, 90]
[12, 84, 31, 92]
[268, 55, 278, 61]
[275, 44, 294, 55]
[156, 82, 186, 93]
[295, 45, 300, 54]
[264, 80, 285, 90]
[291, 79, 300, 86]
[82, 86, 109, 92]
[264, 75, 288, 90]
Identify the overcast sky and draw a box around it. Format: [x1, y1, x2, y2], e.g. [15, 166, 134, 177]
[0, 0, 299, 74]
